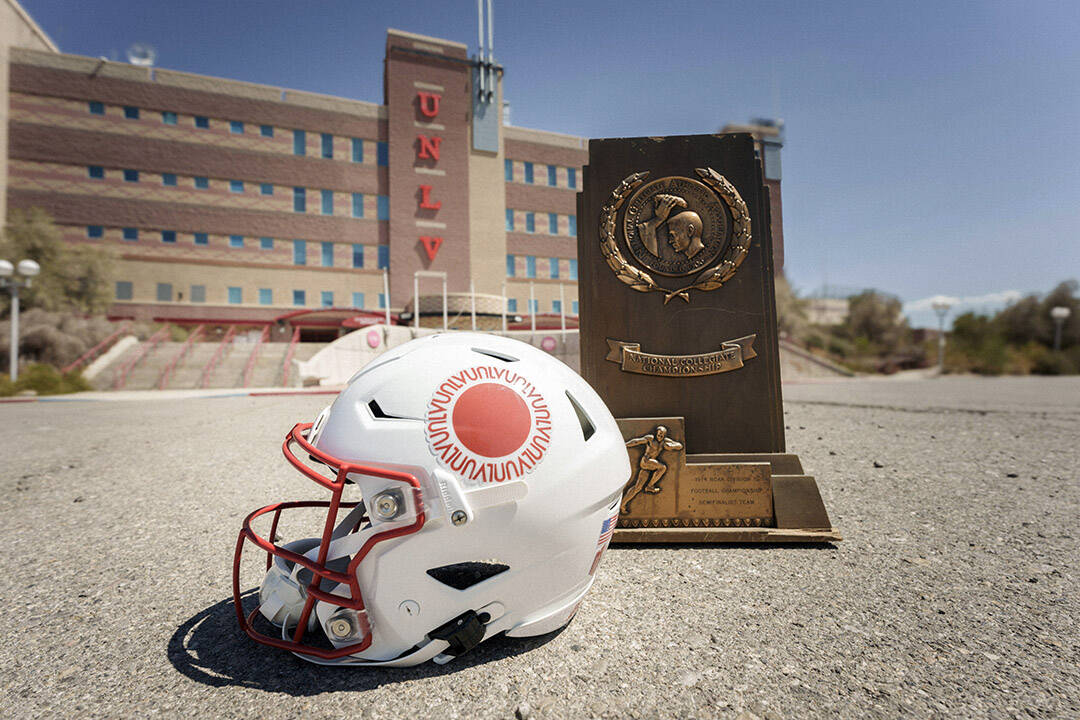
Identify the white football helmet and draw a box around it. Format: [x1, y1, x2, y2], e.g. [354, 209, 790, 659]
[232, 332, 630, 666]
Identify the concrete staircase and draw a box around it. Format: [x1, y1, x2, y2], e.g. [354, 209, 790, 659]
[120, 342, 182, 390]
[246, 342, 290, 388]
[168, 342, 221, 389]
[90, 340, 144, 390]
[205, 342, 249, 388]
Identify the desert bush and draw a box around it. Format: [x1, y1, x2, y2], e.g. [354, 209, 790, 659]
[0, 364, 91, 396]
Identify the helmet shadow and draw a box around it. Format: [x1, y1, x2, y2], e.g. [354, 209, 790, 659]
[166, 590, 566, 694]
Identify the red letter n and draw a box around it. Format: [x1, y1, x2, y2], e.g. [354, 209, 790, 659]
[417, 135, 442, 161]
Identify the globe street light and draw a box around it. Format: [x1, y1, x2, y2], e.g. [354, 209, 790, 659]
[1, 258, 41, 382]
[1050, 306, 1071, 352]
[930, 297, 953, 373]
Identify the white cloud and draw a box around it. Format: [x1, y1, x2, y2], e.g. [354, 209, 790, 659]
[903, 290, 1027, 328]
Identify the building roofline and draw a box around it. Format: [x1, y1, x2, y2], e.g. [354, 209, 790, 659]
[504, 125, 586, 149]
[387, 28, 469, 51]
[5, 0, 59, 52]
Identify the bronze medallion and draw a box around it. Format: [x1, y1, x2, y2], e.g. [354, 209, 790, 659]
[622, 177, 729, 277]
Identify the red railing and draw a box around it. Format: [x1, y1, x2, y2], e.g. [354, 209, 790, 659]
[112, 325, 170, 390]
[62, 322, 132, 374]
[280, 326, 301, 387]
[156, 325, 204, 390]
[200, 325, 238, 389]
[241, 325, 271, 388]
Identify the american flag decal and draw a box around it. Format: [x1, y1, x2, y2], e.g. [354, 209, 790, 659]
[589, 506, 620, 575]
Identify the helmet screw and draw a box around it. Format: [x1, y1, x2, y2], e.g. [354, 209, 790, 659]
[451, 510, 467, 526]
[328, 618, 353, 639]
[372, 492, 401, 520]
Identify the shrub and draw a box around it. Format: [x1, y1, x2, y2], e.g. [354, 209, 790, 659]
[1, 363, 92, 396]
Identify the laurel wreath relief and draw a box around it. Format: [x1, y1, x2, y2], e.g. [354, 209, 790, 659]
[599, 167, 752, 304]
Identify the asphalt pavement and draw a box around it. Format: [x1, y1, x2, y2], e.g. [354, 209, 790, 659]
[1, 375, 1077, 719]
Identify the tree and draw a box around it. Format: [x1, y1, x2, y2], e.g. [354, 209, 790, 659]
[773, 274, 808, 340]
[843, 290, 909, 352]
[0, 207, 114, 315]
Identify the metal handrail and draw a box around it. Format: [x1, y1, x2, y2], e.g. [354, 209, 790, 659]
[61, 322, 132, 374]
[280, 326, 301, 387]
[112, 325, 170, 390]
[241, 325, 271, 388]
[199, 325, 237, 388]
[156, 325, 204, 390]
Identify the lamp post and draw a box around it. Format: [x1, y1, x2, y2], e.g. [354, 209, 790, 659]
[0, 259, 42, 382]
[931, 298, 952, 373]
[1051, 306, 1071, 352]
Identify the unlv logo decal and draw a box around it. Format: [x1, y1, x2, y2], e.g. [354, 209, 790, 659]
[425, 367, 551, 485]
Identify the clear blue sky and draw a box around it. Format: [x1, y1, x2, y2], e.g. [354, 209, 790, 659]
[22, 0, 1080, 326]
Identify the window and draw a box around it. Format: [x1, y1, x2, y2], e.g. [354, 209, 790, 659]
[351, 138, 363, 163]
[87, 225, 103, 239]
[526, 256, 537, 278]
[548, 165, 557, 186]
[229, 235, 244, 248]
[194, 176, 209, 189]
[321, 242, 334, 267]
[553, 300, 562, 313]
[293, 187, 306, 212]
[260, 124, 274, 137]
[506, 254, 515, 277]
[504, 158, 512, 181]
[123, 106, 139, 120]
[123, 169, 139, 183]
[194, 232, 208, 246]
[568, 215, 577, 236]
[293, 129, 306, 155]
[161, 230, 176, 244]
[88, 101, 104, 115]
[525, 212, 535, 233]
[162, 173, 177, 186]
[377, 245, 389, 269]
[528, 299, 539, 314]
[569, 259, 578, 280]
[293, 240, 307, 265]
[572, 300, 579, 315]
[352, 292, 365, 308]
[507, 298, 518, 313]
[377, 195, 389, 221]
[549, 258, 560, 279]
[190, 285, 206, 303]
[258, 288, 272, 305]
[505, 208, 514, 231]
[229, 180, 244, 193]
[321, 291, 334, 307]
[549, 213, 558, 235]
[156, 283, 172, 302]
[352, 193, 363, 218]
[122, 227, 138, 241]
[162, 111, 178, 125]
[352, 244, 364, 268]
[568, 168, 577, 189]
[321, 189, 333, 215]
[524, 162, 534, 184]
[194, 116, 209, 129]
[115, 281, 133, 300]
[88, 165, 104, 179]
[293, 290, 306, 306]
[321, 133, 333, 159]
[260, 237, 273, 250]
[377, 142, 388, 166]
[228, 287, 242, 304]
[230, 121, 244, 134]
[260, 183, 273, 196]
[378, 293, 387, 309]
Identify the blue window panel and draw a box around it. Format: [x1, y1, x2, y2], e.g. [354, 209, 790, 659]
[87, 225, 103, 238]
[156, 283, 172, 302]
[88, 101, 104, 115]
[568, 168, 577, 189]
[378, 293, 387, 309]
[553, 300, 562, 313]
[228, 287, 242, 304]
[568, 215, 577, 236]
[508, 298, 518, 313]
[293, 240, 307, 265]
[190, 285, 205, 303]
[376, 142, 388, 166]
[122, 227, 138, 241]
[260, 124, 274, 137]
[115, 281, 133, 300]
[549, 213, 558, 235]
[162, 230, 176, 244]
[229, 180, 244, 193]
[194, 232, 208, 246]
[526, 256, 537, 278]
[321, 189, 333, 215]
[88, 165, 104, 179]
[524, 162, 534, 184]
[351, 138, 363, 163]
[321, 291, 334, 308]
[123, 169, 139, 183]
[377, 245, 389, 269]
[194, 177, 209, 189]
[258, 288, 272, 305]
[352, 244, 364, 268]
[352, 193, 363, 218]
[528, 299, 539, 314]
[260, 237, 273, 250]
[194, 116, 209, 129]
[230, 121, 244, 134]
[293, 129, 306, 155]
[260, 183, 273, 196]
[293, 187, 306, 212]
[321, 133, 333, 159]
[549, 258, 560, 279]
[548, 165, 557, 186]
[352, 292, 365, 308]
[293, 290, 306, 306]
[526, 212, 535, 233]
[321, 242, 334, 267]
[569, 259, 578, 280]
[162, 173, 177, 186]
[572, 301, 579, 315]
[162, 111, 178, 125]
[229, 235, 244, 248]
[123, 106, 139, 119]
[377, 195, 389, 221]
[505, 208, 514, 231]
[506, 254, 515, 277]
[504, 159, 512, 181]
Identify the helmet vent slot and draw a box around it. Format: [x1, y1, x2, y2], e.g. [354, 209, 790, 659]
[426, 561, 510, 590]
[565, 391, 596, 441]
[368, 398, 414, 420]
[471, 347, 519, 363]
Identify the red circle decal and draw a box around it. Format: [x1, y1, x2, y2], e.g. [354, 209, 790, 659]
[451, 383, 531, 457]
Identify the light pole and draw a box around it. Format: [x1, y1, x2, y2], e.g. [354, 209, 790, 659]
[1051, 306, 1071, 352]
[931, 298, 952, 373]
[0, 259, 42, 382]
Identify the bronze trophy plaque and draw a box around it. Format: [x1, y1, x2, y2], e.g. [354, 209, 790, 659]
[577, 134, 840, 542]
